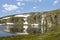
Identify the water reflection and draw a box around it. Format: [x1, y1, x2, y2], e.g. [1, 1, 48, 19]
[0, 30, 16, 37]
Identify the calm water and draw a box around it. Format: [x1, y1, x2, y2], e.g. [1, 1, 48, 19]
[0, 25, 16, 37]
[0, 30, 16, 37]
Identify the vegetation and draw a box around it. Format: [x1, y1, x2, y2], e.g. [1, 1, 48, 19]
[0, 9, 60, 40]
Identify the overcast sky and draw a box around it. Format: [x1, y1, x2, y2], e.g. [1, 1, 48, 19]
[0, 0, 60, 17]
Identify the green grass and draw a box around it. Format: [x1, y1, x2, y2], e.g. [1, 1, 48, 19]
[0, 34, 42, 40]
[42, 32, 60, 40]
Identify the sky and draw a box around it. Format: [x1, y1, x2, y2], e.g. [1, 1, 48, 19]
[0, 0, 60, 17]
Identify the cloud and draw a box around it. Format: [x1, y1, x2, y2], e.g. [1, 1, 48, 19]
[34, 0, 42, 3]
[2, 4, 18, 11]
[17, 2, 21, 6]
[16, 0, 23, 1]
[16, 0, 42, 2]
[38, 0, 42, 2]
[17, 2, 25, 6]
[16, 0, 33, 2]
[25, 0, 42, 2]
[33, 6, 37, 9]
[25, 0, 33, 1]
[53, 0, 59, 5]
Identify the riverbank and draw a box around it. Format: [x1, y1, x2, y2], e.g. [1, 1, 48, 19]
[0, 32, 60, 40]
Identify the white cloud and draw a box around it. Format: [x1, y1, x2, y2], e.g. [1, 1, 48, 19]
[16, 0, 42, 2]
[25, 0, 42, 2]
[17, 2, 25, 6]
[25, 0, 33, 1]
[33, 6, 37, 9]
[16, 0, 33, 2]
[2, 4, 18, 11]
[17, 2, 21, 6]
[53, 0, 59, 5]
[16, 0, 23, 1]
[34, 0, 42, 3]
[38, 0, 42, 2]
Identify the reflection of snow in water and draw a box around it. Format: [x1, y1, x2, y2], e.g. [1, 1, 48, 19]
[23, 14, 30, 34]
[31, 24, 39, 28]
[0, 23, 14, 32]
[23, 26, 28, 33]
[23, 17, 28, 33]
[16, 15, 30, 35]
[41, 15, 46, 33]
[16, 15, 29, 35]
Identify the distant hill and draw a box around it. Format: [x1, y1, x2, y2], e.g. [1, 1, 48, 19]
[0, 9, 60, 40]
[0, 9, 60, 34]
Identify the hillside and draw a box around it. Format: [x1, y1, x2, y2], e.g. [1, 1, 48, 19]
[0, 9, 60, 40]
[0, 9, 60, 33]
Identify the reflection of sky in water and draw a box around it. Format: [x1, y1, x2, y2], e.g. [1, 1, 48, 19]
[0, 25, 16, 37]
[0, 30, 16, 37]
